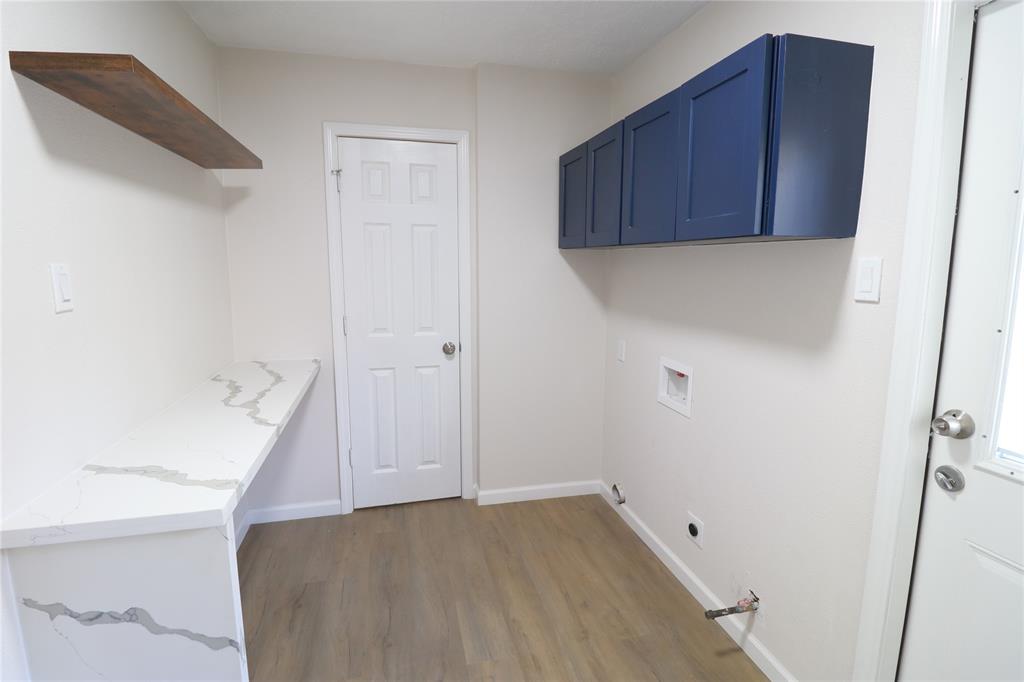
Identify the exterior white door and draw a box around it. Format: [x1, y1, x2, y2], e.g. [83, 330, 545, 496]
[900, 2, 1024, 679]
[338, 137, 462, 508]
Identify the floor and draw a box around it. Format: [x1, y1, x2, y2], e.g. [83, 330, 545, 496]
[237, 494, 765, 681]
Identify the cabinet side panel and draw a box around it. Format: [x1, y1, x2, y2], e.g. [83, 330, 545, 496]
[767, 35, 874, 238]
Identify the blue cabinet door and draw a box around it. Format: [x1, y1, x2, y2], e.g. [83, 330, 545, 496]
[558, 142, 587, 249]
[621, 89, 681, 245]
[676, 35, 773, 241]
[765, 34, 873, 239]
[585, 122, 623, 247]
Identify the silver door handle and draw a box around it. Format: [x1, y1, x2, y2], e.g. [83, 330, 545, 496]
[442, 341, 456, 356]
[931, 409, 975, 439]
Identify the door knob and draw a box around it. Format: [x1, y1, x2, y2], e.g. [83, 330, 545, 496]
[442, 341, 456, 356]
[931, 409, 975, 439]
[933, 465, 966, 492]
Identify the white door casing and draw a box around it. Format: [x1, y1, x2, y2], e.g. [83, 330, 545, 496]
[899, 2, 1024, 679]
[852, 4, 975, 678]
[338, 137, 462, 508]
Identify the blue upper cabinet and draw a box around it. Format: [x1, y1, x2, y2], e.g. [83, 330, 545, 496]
[558, 142, 587, 249]
[675, 35, 773, 241]
[621, 89, 681, 245]
[765, 35, 874, 239]
[585, 122, 624, 247]
[557, 32, 873, 249]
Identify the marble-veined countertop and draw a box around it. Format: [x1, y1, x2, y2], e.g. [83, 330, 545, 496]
[1, 359, 320, 549]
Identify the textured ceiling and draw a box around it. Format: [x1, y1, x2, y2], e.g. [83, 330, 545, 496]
[181, 1, 704, 73]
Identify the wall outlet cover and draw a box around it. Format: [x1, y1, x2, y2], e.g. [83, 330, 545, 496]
[686, 511, 704, 549]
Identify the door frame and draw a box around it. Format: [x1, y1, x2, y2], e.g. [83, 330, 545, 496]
[321, 122, 476, 514]
[852, 2, 980, 678]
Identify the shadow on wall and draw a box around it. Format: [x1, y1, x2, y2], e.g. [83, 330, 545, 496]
[606, 238, 855, 352]
[559, 248, 609, 301]
[12, 76, 225, 210]
[222, 185, 253, 210]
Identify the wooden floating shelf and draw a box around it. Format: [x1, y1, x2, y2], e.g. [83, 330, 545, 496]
[9, 51, 262, 169]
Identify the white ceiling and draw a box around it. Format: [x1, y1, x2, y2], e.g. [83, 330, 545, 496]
[181, 1, 704, 74]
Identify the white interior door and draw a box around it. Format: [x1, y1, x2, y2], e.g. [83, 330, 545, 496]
[900, 2, 1024, 679]
[338, 137, 462, 508]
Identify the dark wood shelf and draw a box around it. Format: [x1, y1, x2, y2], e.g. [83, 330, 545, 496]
[9, 51, 262, 169]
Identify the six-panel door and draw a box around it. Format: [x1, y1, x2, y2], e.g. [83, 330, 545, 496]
[585, 122, 624, 247]
[621, 89, 681, 245]
[558, 142, 587, 248]
[675, 34, 773, 241]
[338, 137, 463, 509]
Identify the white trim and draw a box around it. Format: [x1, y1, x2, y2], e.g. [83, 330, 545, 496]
[975, 458, 1024, 485]
[476, 480, 601, 506]
[321, 122, 477, 515]
[852, 3, 976, 680]
[323, 124, 355, 514]
[233, 498, 343, 549]
[597, 483, 794, 682]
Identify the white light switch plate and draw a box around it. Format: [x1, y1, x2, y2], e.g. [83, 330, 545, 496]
[49, 263, 73, 313]
[854, 256, 883, 303]
[616, 339, 626, 363]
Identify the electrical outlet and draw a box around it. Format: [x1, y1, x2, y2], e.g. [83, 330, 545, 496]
[686, 512, 704, 548]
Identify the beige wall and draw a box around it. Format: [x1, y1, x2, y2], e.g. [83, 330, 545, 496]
[1, 2, 232, 677]
[1, 0, 232, 522]
[216, 48, 477, 518]
[218, 50, 614, 512]
[600, 3, 923, 679]
[475, 64, 609, 491]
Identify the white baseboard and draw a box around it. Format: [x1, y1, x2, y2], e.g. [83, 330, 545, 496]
[598, 483, 795, 682]
[476, 479, 601, 506]
[234, 498, 342, 549]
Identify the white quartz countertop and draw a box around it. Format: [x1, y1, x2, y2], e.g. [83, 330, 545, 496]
[1, 359, 320, 550]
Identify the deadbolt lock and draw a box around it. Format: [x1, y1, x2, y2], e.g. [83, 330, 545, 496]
[933, 465, 966, 492]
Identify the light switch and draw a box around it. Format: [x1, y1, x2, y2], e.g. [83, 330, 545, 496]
[49, 263, 73, 313]
[616, 339, 626, 363]
[854, 256, 882, 303]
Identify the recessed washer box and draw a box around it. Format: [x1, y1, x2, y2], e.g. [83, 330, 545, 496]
[658, 357, 692, 418]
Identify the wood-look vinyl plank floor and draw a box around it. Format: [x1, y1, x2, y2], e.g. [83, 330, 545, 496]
[238, 495, 765, 682]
